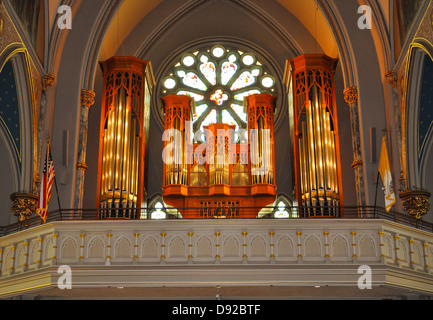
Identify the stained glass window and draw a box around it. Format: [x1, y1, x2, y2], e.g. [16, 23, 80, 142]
[161, 44, 277, 141]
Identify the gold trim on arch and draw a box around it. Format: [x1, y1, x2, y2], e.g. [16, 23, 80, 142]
[0, 44, 39, 193]
[400, 38, 433, 188]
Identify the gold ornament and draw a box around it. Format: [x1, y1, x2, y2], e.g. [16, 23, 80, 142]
[344, 87, 358, 105]
[80, 89, 96, 108]
[400, 189, 431, 219]
[10, 192, 39, 224]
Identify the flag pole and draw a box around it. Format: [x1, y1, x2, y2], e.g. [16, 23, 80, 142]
[375, 129, 388, 217]
[48, 143, 63, 220]
[39, 143, 49, 225]
[373, 172, 380, 217]
[53, 172, 62, 220]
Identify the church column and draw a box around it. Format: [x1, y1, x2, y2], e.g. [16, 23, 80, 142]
[36, 74, 55, 189]
[344, 87, 366, 207]
[385, 71, 405, 191]
[74, 89, 95, 209]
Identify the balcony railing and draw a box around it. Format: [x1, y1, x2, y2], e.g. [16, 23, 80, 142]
[1, 206, 432, 237]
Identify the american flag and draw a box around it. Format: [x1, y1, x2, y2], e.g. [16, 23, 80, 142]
[37, 145, 55, 222]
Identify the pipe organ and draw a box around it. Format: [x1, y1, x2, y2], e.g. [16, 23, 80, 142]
[287, 54, 343, 217]
[97, 57, 154, 219]
[162, 94, 277, 219]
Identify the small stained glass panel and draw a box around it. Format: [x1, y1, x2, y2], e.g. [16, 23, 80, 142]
[182, 55, 195, 67]
[179, 72, 207, 91]
[210, 89, 229, 106]
[261, 76, 274, 88]
[200, 60, 217, 86]
[164, 78, 176, 89]
[242, 54, 255, 66]
[231, 104, 247, 122]
[221, 61, 238, 86]
[193, 104, 208, 122]
[200, 109, 217, 132]
[230, 71, 258, 91]
[212, 47, 225, 58]
[222, 110, 239, 130]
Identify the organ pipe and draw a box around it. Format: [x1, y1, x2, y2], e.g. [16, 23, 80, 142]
[288, 54, 342, 216]
[97, 57, 154, 218]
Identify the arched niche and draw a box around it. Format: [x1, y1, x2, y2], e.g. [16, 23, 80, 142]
[403, 42, 433, 221]
[0, 51, 35, 225]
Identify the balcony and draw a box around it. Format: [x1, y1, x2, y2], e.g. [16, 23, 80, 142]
[0, 207, 433, 299]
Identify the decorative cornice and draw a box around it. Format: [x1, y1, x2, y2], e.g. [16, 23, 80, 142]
[42, 74, 55, 91]
[80, 89, 96, 108]
[385, 71, 398, 88]
[344, 87, 358, 105]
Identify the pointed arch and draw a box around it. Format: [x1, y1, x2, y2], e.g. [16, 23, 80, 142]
[403, 41, 433, 191]
[0, 47, 36, 224]
[88, 237, 105, 259]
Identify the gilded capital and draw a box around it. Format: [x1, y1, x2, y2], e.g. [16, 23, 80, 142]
[10, 192, 39, 223]
[42, 74, 55, 91]
[400, 189, 431, 219]
[385, 71, 397, 88]
[351, 160, 363, 169]
[80, 89, 96, 108]
[76, 162, 88, 172]
[344, 87, 358, 105]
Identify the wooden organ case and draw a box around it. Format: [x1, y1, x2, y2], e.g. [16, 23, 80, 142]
[287, 54, 343, 217]
[162, 94, 277, 219]
[96, 57, 154, 219]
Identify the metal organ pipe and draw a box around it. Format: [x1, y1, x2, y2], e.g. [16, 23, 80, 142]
[97, 57, 154, 218]
[289, 55, 341, 215]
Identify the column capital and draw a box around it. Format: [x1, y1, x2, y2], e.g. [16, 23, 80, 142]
[76, 162, 88, 172]
[42, 74, 55, 91]
[400, 189, 431, 219]
[344, 87, 358, 105]
[385, 71, 398, 88]
[351, 160, 363, 169]
[80, 89, 95, 108]
[10, 192, 39, 223]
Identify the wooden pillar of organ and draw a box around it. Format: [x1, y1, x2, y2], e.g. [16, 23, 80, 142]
[162, 93, 277, 219]
[287, 54, 343, 217]
[96, 57, 154, 219]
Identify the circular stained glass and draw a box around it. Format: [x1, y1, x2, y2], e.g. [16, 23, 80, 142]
[212, 46, 225, 58]
[182, 55, 195, 67]
[161, 44, 277, 141]
[163, 78, 176, 89]
[242, 54, 255, 66]
[261, 76, 275, 88]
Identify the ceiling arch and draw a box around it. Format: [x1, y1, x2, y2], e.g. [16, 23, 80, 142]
[98, 0, 338, 62]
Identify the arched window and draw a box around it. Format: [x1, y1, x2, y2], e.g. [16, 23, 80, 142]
[257, 196, 294, 219]
[150, 201, 167, 220]
[274, 201, 290, 219]
[147, 196, 181, 220]
[161, 44, 277, 141]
